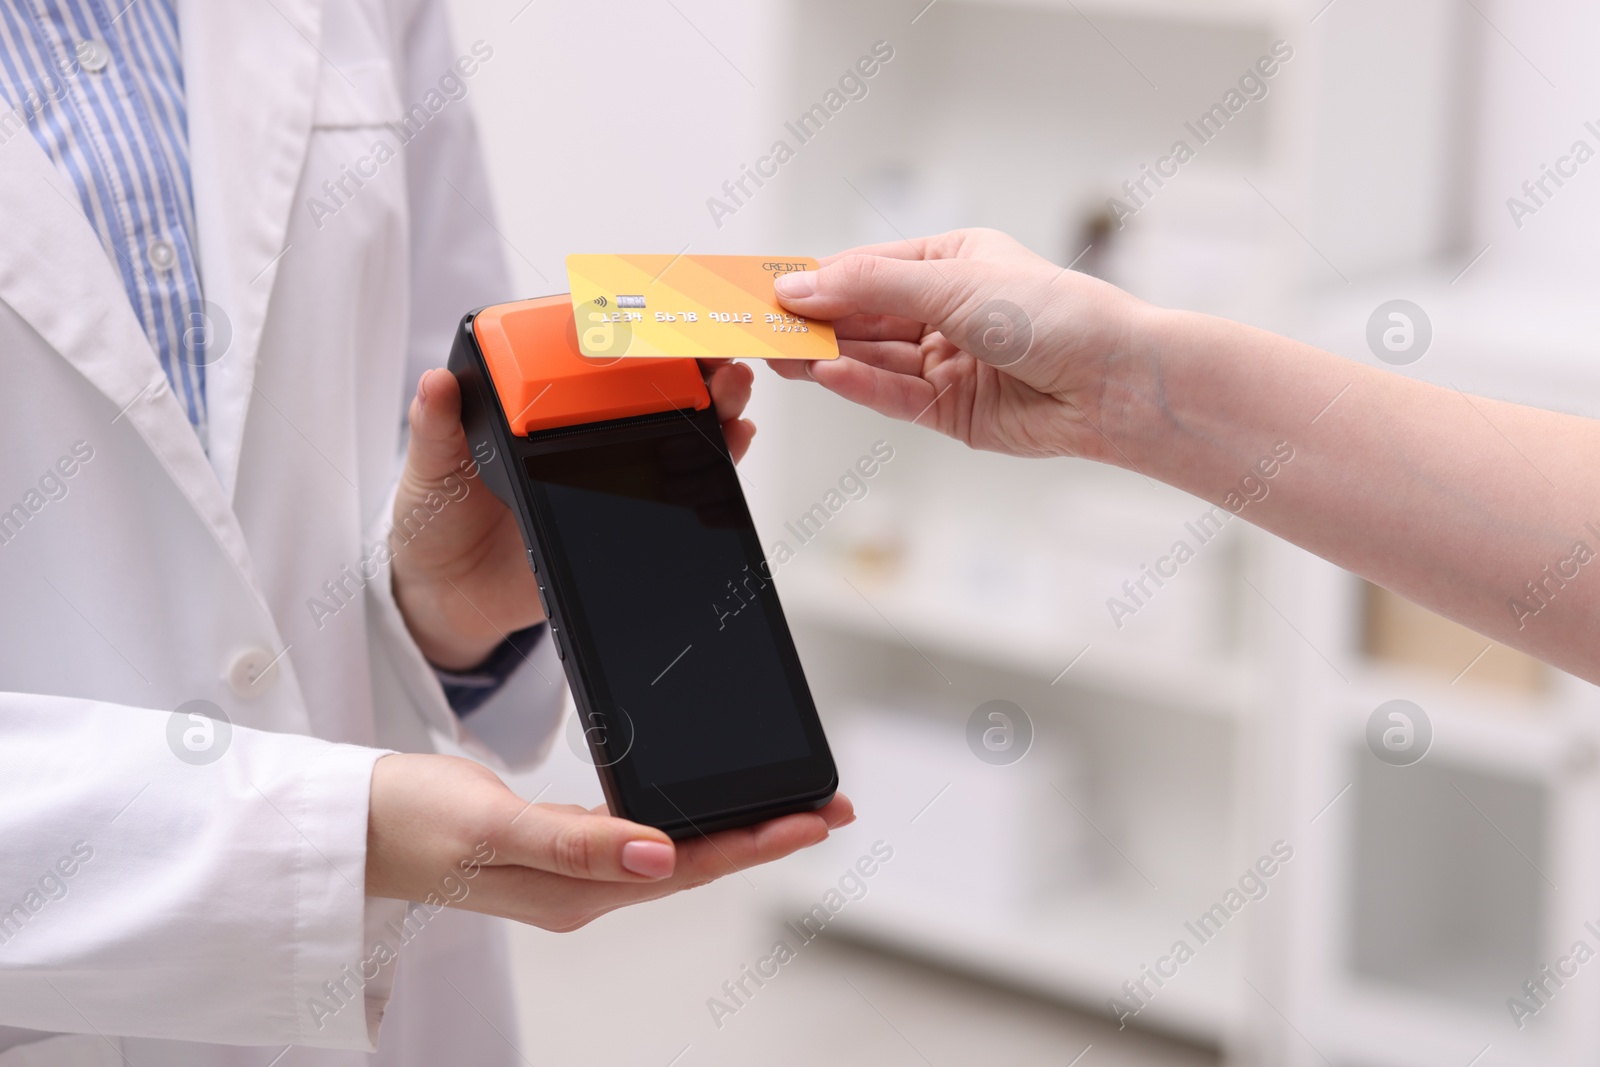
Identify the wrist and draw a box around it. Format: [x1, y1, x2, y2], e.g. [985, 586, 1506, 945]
[391, 563, 527, 671]
[1107, 303, 1200, 473]
[1062, 285, 1173, 469]
[1098, 304, 1267, 484]
[367, 753, 512, 901]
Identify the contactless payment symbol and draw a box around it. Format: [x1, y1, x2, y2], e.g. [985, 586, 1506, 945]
[574, 297, 633, 366]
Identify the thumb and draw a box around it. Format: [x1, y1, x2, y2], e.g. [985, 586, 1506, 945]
[498, 806, 677, 882]
[404, 368, 473, 486]
[773, 254, 973, 330]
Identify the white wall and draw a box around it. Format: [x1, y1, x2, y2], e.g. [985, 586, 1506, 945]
[444, 0, 785, 296]
[1471, 0, 1600, 282]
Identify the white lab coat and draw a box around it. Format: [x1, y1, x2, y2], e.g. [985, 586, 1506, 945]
[0, 0, 563, 1063]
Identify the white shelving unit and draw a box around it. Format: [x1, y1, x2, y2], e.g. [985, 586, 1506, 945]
[779, 564, 1253, 720]
[752, 421, 1272, 1050]
[743, 0, 1306, 1053]
[1249, 541, 1600, 1067]
[1244, 286, 1600, 1067]
[944, 0, 1292, 24]
[736, 1, 1600, 1065]
[456, 0, 1600, 1060]
[804, 882, 1246, 1043]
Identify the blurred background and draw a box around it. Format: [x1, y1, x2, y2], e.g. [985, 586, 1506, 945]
[440, 1, 1600, 1064]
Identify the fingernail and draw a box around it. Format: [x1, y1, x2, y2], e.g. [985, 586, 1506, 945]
[774, 271, 817, 299]
[621, 840, 675, 879]
[804, 361, 818, 381]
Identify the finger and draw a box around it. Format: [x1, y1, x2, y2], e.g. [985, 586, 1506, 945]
[814, 233, 967, 267]
[722, 417, 756, 464]
[586, 798, 853, 877]
[405, 369, 474, 486]
[590, 794, 853, 834]
[766, 359, 814, 383]
[477, 798, 855, 930]
[817, 240, 928, 267]
[767, 340, 928, 388]
[774, 255, 970, 330]
[673, 809, 832, 883]
[829, 311, 927, 344]
[474, 828, 809, 930]
[838, 338, 928, 378]
[707, 361, 754, 424]
[547, 803, 596, 817]
[687, 795, 857, 871]
[817, 793, 855, 829]
[807, 357, 949, 426]
[498, 804, 677, 882]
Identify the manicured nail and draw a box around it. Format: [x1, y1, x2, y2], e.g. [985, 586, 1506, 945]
[774, 270, 817, 299]
[621, 840, 675, 879]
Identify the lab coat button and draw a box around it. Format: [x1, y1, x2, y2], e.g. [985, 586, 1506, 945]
[227, 647, 281, 698]
[76, 39, 110, 73]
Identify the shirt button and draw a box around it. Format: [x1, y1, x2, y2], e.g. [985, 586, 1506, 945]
[226, 647, 282, 699]
[148, 239, 177, 272]
[76, 39, 110, 73]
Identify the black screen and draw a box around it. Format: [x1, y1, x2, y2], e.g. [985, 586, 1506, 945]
[524, 429, 812, 787]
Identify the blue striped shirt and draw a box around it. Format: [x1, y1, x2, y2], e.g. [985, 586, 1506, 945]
[0, 5, 540, 706]
[0, 0, 208, 441]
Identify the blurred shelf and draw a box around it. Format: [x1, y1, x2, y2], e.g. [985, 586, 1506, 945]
[769, 882, 1242, 1045]
[779, 567, 1253, 719]
[1327, 979, 1562, 1067]
[939, 0, 1291, 27]
[1345, 662, 1592, 779]
[1302, 269, 1600, 416]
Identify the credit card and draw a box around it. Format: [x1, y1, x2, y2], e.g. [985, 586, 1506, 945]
[565, 254, 840, 361]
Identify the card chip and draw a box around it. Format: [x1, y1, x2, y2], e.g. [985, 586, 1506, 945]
[617, 295, 647, 308]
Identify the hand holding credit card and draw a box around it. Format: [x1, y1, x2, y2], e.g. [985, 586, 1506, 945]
[565, 254, 840, 362]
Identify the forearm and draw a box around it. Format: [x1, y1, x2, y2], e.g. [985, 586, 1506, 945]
[1106, 307, 1600, 680]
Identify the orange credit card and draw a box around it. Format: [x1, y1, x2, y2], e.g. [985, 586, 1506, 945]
[565, 254, 840, 361]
